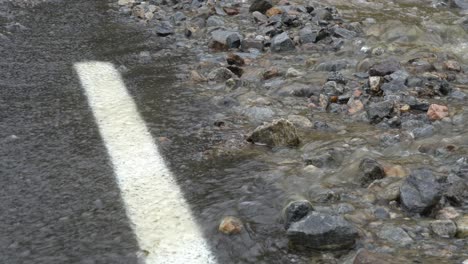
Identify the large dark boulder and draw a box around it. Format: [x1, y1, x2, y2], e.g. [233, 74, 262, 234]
[287, 212, 359, 250]
[400, 169, 442, 214]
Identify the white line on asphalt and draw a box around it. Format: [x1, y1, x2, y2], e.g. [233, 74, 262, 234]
[74, 61, 217, 264]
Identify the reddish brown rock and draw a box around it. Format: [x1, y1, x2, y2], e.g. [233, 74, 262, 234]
[427, 104, 449, 121]
[226, 53, 245, 66]
[443, 60, 461, 72]
[223, 7, 239, 16]
[219, 216, 243, 235]
[263, 67, 280, 79]
[266, 6, 282, 17]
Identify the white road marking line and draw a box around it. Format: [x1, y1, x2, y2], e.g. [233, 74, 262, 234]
[74, 61, 216, 264]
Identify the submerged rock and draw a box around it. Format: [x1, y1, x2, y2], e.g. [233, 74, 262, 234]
[427, 104, 449, 121]
[430, 220, 457, 238]
[287, 212, 358, 250]
[247, 119, 300, 147]
[456, 215, 468, 238]
[400, 169, 442, 214]
[207, 67, 237, 82]
[359, 158, 385, 187]
[155, 21, 174, 36]
[377, 225, 413, 246]
[219, 216, 243, 235]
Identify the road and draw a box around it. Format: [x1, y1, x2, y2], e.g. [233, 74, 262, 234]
[0, 1, 216, 263]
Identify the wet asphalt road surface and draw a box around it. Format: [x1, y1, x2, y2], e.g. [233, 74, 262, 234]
[0, 1, 154, 263]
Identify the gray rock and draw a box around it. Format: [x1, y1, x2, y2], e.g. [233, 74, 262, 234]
[377, 225, 413, 246]
[210, 30, 242, 50]
[249, 0, 273, 13]
[283, 200, 314, 229]
[412, 125, 434, 139]
[155, 21, 174, 36]
[366, 100, 395, 124]
[171, 11, 186, 23]
[287, 115, 313, 128]
[312, 8, 333, 21]
[400, 169, 442, 214]
[406, 76, 423, 87]
[369, 59, 401, 77]
[332, 26, 356, 39]
[430, 220, 457, 238]
[206, 16, 225, 27]
[374, 207, 390, 219]
[359, 158, 385, 187]
[247, 119, 300, 147]
[287, 212, 359, 250]
[252, 11, 268, 23]
[299, 27, 317, 44]
[270, 32, 295, 52]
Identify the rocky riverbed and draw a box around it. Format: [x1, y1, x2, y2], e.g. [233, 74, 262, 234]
[113, 0, 468, 263]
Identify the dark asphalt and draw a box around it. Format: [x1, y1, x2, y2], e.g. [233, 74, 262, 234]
[0, 1, 146, 263]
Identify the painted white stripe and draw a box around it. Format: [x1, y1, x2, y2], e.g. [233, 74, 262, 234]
[74, 61, 216, 264]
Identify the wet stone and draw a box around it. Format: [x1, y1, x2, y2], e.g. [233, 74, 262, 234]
[286, 212, 359, 250]
[374, 207, 390, 220]
[219, 216, 243, 235]
[210, 30, 242, 50]
[366, 100, 395, 124]
[369, 59, 401, 77]
[207, 67, 237, 82]
[299, 27, 317, 44]
[327, 71, 346, 84]
[270, 32, 295, 52]
[430, 220, 457, 238]
[226, 53, 245, 66]
[206, 15, 225, 27]
[359, 158, 385, 187]
[247, 118, 300, 147]
[249, 0, 273, 14]
[456, 215, 468, 238]
[412, 125, 434, 139]
[155, 21, 174, 36]
[377, 225, 413, 246]
[283, 200, 314, 229]
[427, 104, 449, 121]
[400, 169, 442, 215]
